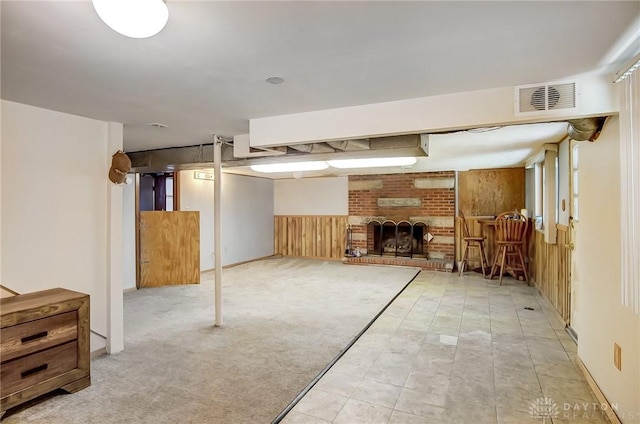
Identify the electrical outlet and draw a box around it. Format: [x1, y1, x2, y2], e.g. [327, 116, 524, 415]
[614, 343, 622, 371]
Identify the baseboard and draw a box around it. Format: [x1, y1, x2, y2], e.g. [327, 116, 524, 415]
[200, 254, 283, 274]
[91, 347, 107, 360]
[576, 356, 621, 424]
[123, 287, 137, 293]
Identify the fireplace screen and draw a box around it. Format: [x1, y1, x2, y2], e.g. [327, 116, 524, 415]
[367, 220, 427, 258]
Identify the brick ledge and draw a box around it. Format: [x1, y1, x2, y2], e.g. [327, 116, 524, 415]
[343, 256, 454, 272]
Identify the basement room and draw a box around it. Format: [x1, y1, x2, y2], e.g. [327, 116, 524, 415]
[1, 1, 639, 424]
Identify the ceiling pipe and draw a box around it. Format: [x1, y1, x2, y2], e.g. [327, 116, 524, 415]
[288, 143, 335, 154]
[567, 117, 606, 142]
[326, 139, 371, 151]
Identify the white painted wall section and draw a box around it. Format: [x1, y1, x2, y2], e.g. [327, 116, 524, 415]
[122, 175, 136, 291]
[180, 170, 215, 271]
[274, 177, 348, 216]
[1, 100, 124, 353]
[180, 171, 274, 269]
[221, 173, 274, 266]
[574, 116, 639, 421]
[250, 73, 617, 147]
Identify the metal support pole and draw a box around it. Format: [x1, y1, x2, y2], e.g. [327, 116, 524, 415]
[214, 135, 223, 326]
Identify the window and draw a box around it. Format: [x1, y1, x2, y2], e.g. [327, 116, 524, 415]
[534, 162, 543, 227]
[529, 146, 558, 242]
[165, 176, 174, 211]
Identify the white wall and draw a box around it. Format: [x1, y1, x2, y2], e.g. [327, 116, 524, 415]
[574, 116, 639, 422]
[274, 177, 348, 215]
[180, 170, 215, 270]
[122, 174, 136, 290]
[1, 100, 124, 353]
[557, 138, 570, 226]
[221, 173, 274, 265]
[180, 171, 274, 269]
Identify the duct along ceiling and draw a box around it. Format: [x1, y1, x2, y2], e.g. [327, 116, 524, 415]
[128, 121, 595, 179]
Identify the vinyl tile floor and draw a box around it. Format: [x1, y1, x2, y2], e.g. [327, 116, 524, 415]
[281, 270, 609, 424]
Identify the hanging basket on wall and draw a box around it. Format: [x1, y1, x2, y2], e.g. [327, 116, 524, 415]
[108, 150, 131, 184]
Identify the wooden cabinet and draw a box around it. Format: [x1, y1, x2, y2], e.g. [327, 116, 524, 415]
[1, 288, 90, 415]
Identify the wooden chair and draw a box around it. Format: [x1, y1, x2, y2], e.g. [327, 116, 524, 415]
[488, 211, 529, 285]
[458, 211, 489, 277]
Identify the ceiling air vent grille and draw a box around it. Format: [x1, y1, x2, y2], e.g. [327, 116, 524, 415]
[515, 81, 578, 116]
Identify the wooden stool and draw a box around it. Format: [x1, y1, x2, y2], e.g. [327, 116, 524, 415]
[489, 211, 529, 285]
[458, 211, 489, 277]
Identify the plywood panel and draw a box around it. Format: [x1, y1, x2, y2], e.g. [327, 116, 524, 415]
[274, 216, 348, 259]
[459, 168, 526, 216]
[140, 211, 200, 287]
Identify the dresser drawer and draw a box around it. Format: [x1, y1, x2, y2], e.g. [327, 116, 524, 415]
[1, 311, 77, 362]
[1, 340, 78, 397]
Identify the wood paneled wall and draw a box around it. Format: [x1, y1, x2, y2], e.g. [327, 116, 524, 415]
[274, 216, 348, 259]
[532, 225, 571, 325]
[458, 168, 525, 216]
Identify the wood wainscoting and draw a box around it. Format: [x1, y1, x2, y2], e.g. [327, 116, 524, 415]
[274, 216, 348, 260]
[532, 225, 571, 325]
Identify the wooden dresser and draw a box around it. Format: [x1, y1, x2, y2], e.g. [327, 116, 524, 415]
[1, 288, 90, 415]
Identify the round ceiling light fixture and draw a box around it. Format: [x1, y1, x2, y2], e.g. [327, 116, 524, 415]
[92, 0, 169, 39]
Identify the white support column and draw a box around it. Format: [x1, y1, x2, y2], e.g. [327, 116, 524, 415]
[106, 121, 124, 353]
[214, 136, 223, 326]
[543, 149, 558, 244]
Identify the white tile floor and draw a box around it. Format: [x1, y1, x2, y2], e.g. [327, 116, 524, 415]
[281, 270, 608, 424]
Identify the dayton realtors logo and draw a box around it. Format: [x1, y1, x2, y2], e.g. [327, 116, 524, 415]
[529, 397, 620, 421]
[529, 397, 560, 422]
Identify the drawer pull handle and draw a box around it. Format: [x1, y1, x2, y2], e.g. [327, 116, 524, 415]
[21, 364, 48, 378]
[21, 331, 48, 343]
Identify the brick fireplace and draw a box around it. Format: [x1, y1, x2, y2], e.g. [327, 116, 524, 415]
[346, 171, 455, 271]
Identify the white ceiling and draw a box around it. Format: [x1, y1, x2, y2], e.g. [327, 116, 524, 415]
[2, 1, 639, 177]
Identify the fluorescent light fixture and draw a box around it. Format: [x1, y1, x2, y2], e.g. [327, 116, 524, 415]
[194, 171, 214, 181]
[614, 53, 640, 83]
[327, 157, 417, 169]
[250, 161, 329, 173]
[92, 0, 169, 39]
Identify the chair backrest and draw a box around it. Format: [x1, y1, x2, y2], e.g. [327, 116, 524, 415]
[459, 210, 472, 238]
[494, 211, 528, 243]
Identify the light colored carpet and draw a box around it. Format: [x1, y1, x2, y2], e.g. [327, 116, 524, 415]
[3, 257, 419, 424]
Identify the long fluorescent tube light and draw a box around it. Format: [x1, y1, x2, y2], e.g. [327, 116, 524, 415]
[614, 53, 640, 83]
[250, 161, 329, 173]
[327, 157, 417, 169]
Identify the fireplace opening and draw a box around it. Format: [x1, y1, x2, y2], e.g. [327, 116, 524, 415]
[367, 220, 427, 258]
